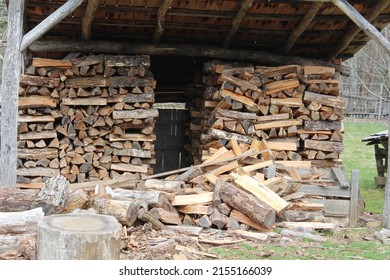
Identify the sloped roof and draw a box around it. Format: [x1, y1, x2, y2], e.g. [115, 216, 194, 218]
[24, 0, 390, 61]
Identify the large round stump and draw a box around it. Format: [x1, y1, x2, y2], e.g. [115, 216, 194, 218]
[37, 214, 122, 260]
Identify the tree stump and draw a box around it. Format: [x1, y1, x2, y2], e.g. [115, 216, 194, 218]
[37, 214, 121, 260]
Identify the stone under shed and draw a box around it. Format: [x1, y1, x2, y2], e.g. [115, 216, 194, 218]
[0, 0, 390, 260]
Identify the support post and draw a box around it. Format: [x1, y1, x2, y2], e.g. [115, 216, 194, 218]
[152, 0, 174, 44]
[82, 0, 99, 40]
[222, 0, 254, 48]
[0, 0, 25, 187]
[383, 118, 390, 229]
[284, 2, 323, 54]
[349, 170, 360, 227]
[20, 0, 84, 51]
[331, 0, 390, 56]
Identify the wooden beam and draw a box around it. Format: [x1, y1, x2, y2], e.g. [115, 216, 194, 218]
[383, 117, 390, 229]
[328, 0, 390, 59]
[223, 0, 254, 48]
[20, 0, 84, 51]
[284, 2, 323, 53]
[153, 0, 174, 44]
[81, 0, 99, 40]
[29, 40, 351, 76]
[0, 0, 25, 188]
[349, 170, 360, 227]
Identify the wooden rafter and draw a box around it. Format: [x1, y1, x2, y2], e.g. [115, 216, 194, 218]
[328, 0, 389, 60]
[30, 39, 351, 75]
[223, 0, 254, 48]
[0, 0, 25, 187]
[283, 2, 323, 54]
[20, 0, 84, 51]
[82, 0, 99, 40]
[153, 0, 174, 44]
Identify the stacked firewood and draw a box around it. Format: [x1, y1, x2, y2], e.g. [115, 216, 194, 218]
[195, 61, 346, 167]
[17, 54, 157, 185]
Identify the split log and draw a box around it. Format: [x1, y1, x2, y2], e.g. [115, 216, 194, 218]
[91, 198, 140, 226]
[0, 234, 37, 260]
[37, 214, 121, 259]
[304, 91, 347, 109]
[137, 208, 165, 229]
[149, 208, 182, 225]
[172, 192, 213, 206]
[31, 175, 69, 215]
[304, 139, 343, 153]
[304, 120, 341, 131]
[144, 179, 185, 193]
[0, 208, 45, 235]
[219, 182, 275, 228]
[62, 189, 90, 213]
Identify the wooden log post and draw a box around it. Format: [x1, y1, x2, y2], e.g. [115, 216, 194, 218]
[383, 118, 390, 229]
[349, 170, 360, 227]
[37, 214, 121, 260]
[20, 0, 84, 51]
[81, 0, 99, 40]
[0, 0, 25, 187]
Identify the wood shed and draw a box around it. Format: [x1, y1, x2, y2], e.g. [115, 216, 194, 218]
[0, 1, 390, 227]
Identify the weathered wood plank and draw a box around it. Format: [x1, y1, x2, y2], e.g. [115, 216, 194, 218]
[20, 0, 84, 51]
[255, 119, 302, 130]
[349, 170, 360, 227]
[20, 75, 60, 88]
[113, 149, 151, 158]
[17, 167, 60, 177]
[0, 0, 25, 187]
[18, 148, 58, 160]
[307, 198, 350, 216]
[105, 55, 151, 68]
[18, 115, 55, 123]
[303, 120, 341, 131]
[304, 139, 344, 153]
[19, 130, 57, 140]
[32, 58, 72, 68]
[299, 184, 350, 198]
[19, 96, 57, 109]
[111, 163, 148, 173]
[62, 97, 107, 106]
[109, 134, 156, 142]
[113, 109, 158, 119]
[124, 93, 154, 103]
[304, 91, 347, 109]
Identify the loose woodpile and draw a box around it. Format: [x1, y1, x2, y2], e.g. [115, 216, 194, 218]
[17, 55, 157, 186]
[194, 61, 346, 166]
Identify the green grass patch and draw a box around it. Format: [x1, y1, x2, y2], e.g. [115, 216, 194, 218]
[341, 119, 387, 213]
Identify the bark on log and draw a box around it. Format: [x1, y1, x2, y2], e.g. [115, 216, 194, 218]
[37, 214, 121, 260]
[220, 182, 276, 228]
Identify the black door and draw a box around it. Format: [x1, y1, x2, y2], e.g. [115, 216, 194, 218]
[154, 109, 190, 173]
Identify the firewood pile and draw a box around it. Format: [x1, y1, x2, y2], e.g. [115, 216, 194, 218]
[17, 55, 157, 186]
[193, 61, 346, 166]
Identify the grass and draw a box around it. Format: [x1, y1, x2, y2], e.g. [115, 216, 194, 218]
[211, 229, 390, 260]
[340, 119, 388, 213]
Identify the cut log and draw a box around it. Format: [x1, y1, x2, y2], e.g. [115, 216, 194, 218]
[270, 98, 302, 108]
[20, 75, 60, 88]
[220, 182, 275, 228]
[17, 167, 59, 178]
[62, 97, 107, 106]
[37, 214, 121, 259]
[111, 163, 148, 173]
[231, 173, 289, 212]
[264, 79, 300, 95]
[91, 198, 140, 226]
[0, 208, 44, 235]
[0, 188, 38, 212]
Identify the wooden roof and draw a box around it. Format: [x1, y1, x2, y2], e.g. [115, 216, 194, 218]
[24, 0, 390, 61]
